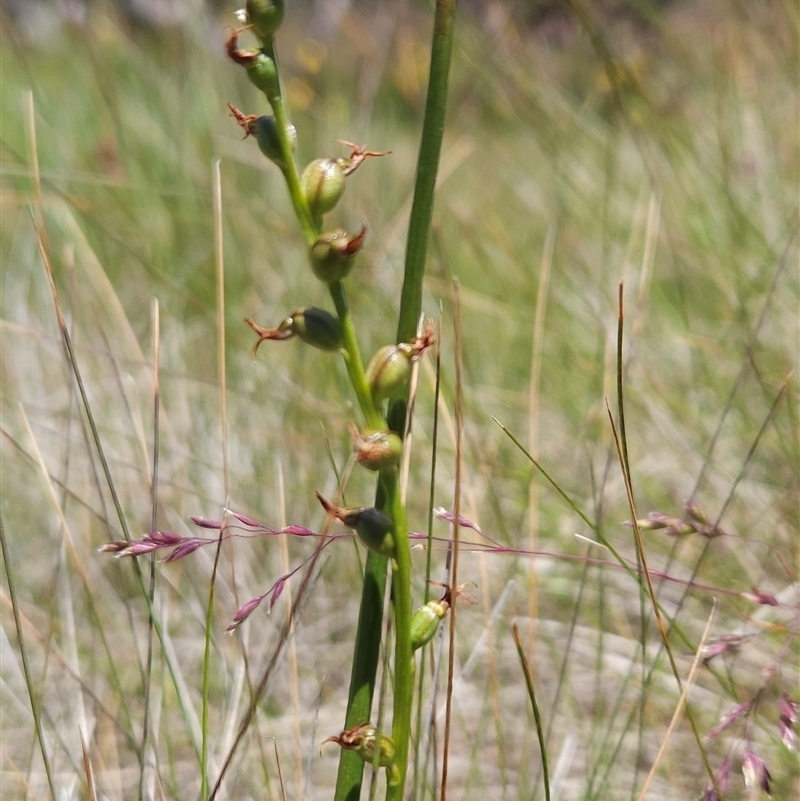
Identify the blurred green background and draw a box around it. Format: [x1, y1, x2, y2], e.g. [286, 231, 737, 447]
[1, 1, 797, 799]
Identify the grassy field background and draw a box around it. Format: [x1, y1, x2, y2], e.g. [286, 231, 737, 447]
[1, 1, 798, 799]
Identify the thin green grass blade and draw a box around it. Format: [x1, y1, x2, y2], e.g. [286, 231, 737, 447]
[0, 510, 58, 801]
[511, 623, 551, 801]
[35, 216, 204, 768]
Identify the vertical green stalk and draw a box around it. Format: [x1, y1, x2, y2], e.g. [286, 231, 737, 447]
[384, 477, 413, 801]
[386, 3, 457, 799]
[233, 4, 457, 799]
[396, 0, 457, 344]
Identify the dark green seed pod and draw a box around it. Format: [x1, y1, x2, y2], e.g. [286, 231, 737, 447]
[309, 227, 365, 283]
[351, 507, 395, 557]
[316, 494, 394, 557]
[247, 52, 281, 98]
[366, 344, 413, 403]
[245, 306, 340, 356]
[246, 0, 285, 41]
[351, 425, 403, 472]
[300, 158, 346, 219]
[290, 306, 342, 351]
[410, 598, 449, 651]
[252, 115, 296, 169]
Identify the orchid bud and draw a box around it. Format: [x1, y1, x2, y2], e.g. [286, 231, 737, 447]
[300, 158, 346, 219]
[310, 227, 366, 283]
[322, 723, 400, 786]
[246, 0, 285, 41]
[349, 424, 403, 472]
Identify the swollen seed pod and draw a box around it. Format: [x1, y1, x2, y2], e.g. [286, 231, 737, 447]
[247, 52, 281, 98]
[322, 723, 400, 787]
[316, 493, 395, 557]
[350, 424, 403, 472]
[410, 598, 450, 651]
[225, 30, 281, 99]
[252, 115, 297, 169]
[245, 307, 341, 357]
[246, 0, 285, 41]
[366, 321, 436, 404]
[351, 507, 395, 557]
[309, 227, 366, 283]
[289, 307, 342, 351]
[366, 344, 413, 403]
[300, 158, 346, 219]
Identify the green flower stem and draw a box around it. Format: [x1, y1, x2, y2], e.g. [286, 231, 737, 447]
[387, 2, 457, 792]
[259, 47, 384, 434]
[328, 281, 383, 429]
[384, 474, 413, 801]
[259, 40, 316, 244]
[245, 13, 453, 799]
[396, 0, 456, 343]
[332, 549, 388, 801]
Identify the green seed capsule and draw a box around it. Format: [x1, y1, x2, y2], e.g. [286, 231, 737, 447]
[366, 323, 437, 404]
[309, 227, 365, 283]
[246, 0, 285, 41]
[247, 52, 281, 97]
[317, 493, 395, 557]
[366, 344, 413, 403]
[289, 307, 342, 350]
[350, 507, 395, 557]
[300, 158, 346, 219]
[351, 427, 403, 472]
[245, 306, 340, 356]
[322, 723, 399, 786]
[252, 115, 296, 169]
[410, 598, 450, 651]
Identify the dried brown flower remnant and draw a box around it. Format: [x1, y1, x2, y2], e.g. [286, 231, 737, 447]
[316, 493, 395, 557]
[349, 423, 403, 472]
[335, 139, 391, 176]
[245, 306, 342, 357]
[322, 723, 399, 786]
[225, 25, 259, 67]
